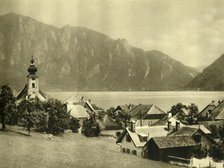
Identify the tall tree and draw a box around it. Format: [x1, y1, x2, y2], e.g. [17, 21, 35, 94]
[0, 85, 16, 130]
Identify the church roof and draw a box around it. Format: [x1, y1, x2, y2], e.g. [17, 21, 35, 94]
[16, 84, 47, 102]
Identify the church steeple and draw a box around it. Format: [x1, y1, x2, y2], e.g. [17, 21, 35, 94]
[17, 56, 47, 102]
[27, 56, 38, 75]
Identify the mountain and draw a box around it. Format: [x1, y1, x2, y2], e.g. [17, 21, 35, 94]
[186, 54, 224, 91]
[0, 13, 199, 91]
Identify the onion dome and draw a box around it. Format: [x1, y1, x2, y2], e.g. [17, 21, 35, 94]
[27, 57, 37, 74]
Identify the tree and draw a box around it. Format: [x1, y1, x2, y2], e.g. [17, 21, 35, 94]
[170, 103, 186, 116]
[0, 85, 17, 130]
[117, 111, 130, 127]
[169, 103, 199, 125]
[46, 99, 70, 135]
[82, 116, 101, 137]
[186, 103, 199, 124]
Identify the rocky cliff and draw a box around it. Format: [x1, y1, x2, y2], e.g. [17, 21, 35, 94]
[0, 13, 198, 91]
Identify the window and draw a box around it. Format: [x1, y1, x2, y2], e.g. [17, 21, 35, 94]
[132, 150, 137, 155]
[32, 83, 35, 88]
[122, 148, 125, 153]
[127, 149, 130, 154]
[126, 135, 131, 142]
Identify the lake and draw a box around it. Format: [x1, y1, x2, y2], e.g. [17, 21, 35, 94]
[47, 91, 224, 112]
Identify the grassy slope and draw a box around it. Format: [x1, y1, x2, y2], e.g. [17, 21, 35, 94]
[0, 128, 178, 168]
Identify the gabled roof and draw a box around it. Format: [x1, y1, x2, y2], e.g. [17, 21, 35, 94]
[211, 101, 224, 120]
[16, 85, 47, 101]
[17, 84, 28, 100]
[198, 102, 216, 118]
[69, 104, 90, 119]
[135, 126, 168, 138]
[116, 126, 168, 148]
[116, 128, 145, 148]
[103, 115, 121, 128]
[152, 115, 168, 126]
[128, 104, 166, 120]
[151, 136, 197, 149]
[180, 108, 190, 116]
[170, 127, 199, 136]
[187, 125, 211, 134]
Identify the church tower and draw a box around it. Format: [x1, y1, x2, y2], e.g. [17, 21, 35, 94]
[27, 57, 39, 99]
[17, 57, 47, 102]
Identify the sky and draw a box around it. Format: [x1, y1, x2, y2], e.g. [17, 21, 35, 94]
[0, 0, 224, 68]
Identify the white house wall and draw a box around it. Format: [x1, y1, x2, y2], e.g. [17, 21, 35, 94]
[120, 134, 143, 156]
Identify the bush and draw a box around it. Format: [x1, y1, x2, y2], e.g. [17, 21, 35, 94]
[82, 117, 100, 137]
[69, 117, 80, 133]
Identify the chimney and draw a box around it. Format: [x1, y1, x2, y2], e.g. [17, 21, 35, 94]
[130, 121, 136, 132]
[88, 99, 91, 103]
[176, 121, 180, 131]
[168, 111, 172, 118]
[167, 121, 171, 131]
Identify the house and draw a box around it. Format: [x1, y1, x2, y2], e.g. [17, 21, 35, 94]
[64, 96, 103, 115]
[102, 114, 122, 130]
[169, 126, 214, 150]
[116, 122, 168, 157]
[143, 124, 214, 162]
[68, 104, 90, 120]
[208, 100, 224, 120]
[197, 101, 216, 121]
[144, 136, 198, 162]
[113, 104, 136, 116]
[128, 104, 167, 126]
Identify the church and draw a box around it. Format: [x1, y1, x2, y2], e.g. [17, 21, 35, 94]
[17, 57, 47, 102]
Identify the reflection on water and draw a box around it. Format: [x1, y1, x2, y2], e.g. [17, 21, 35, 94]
[47, 91, 224, 111]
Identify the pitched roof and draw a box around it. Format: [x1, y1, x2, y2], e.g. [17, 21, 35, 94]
[152, 115, 168, 126]
[135, 126, 168, 138]
[198, 102, 216, 118]
[199, 120, 224, 129]
[151, 136, 197, 149]
[170, 127, 199, 136]
[103, 115, 121, 128]
[187, 125, 211, 134]
[16, 85, 47, 101]
[69, 104, 90, 118]
[116, 126, 168, 148]
[180, 108, 190, 116]
[17, 84, 28, 100]
[211, 101, 224, 120]
[128, 104, 166, 120]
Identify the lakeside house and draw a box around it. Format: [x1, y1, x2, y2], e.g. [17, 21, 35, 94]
[116, 122, 169, 157]
[114, 104, 167, 127]
[17, 57, 47, 102]
[198, 100, 224, 121]
[197, 101, 217, 121]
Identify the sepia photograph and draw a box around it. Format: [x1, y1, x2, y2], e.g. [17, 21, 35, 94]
[0, 0, 224, 167]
